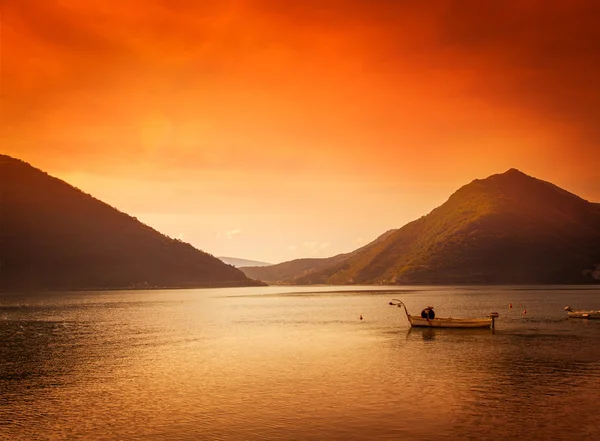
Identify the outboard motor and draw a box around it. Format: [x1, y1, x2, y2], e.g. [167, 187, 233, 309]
[421, 307, 435, 320]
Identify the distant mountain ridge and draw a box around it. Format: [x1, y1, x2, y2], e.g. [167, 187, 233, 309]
[0, 155, 265, 291]
[218, 257, 271, 268]
[241, 229, 398, 283]
[242, 169, 600, 285]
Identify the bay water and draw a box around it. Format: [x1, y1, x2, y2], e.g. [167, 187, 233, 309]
[1, 286, 600, 440]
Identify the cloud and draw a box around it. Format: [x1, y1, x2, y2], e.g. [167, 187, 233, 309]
[225, 228, 242, 240]
[433, 0, 600, 146]
[298, 241, 331, 255]
[3, 0, 599, 192]
[354, 237, 366, 246]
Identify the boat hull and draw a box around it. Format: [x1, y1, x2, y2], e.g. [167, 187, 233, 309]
[567, 311, 600, 319]
[408, 315, 493, 328]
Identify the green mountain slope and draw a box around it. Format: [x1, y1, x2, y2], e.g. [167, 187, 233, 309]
[243, 169, 600, 285]
[0, 155, 264, 290]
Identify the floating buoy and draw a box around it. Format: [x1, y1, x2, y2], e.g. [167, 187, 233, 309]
[509, 303, 513, 309]
[359, 315, 363, 320]
[523, 309, 527, 315]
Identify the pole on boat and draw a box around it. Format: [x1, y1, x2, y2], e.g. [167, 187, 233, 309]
[389, 299, 411, 321]
[490, 312, 499, 330]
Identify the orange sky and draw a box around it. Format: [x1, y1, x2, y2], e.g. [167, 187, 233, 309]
[3, 0, 600, 263]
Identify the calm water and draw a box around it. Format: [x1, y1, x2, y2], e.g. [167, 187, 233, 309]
[1, 286, 600, 440]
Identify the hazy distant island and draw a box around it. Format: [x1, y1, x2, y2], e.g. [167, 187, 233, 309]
[218, 257, 272, 268]
[0, 155, 265, 291]
[242, 169, 600, 285]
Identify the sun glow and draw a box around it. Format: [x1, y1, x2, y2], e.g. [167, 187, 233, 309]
[3, 0, 599, 262]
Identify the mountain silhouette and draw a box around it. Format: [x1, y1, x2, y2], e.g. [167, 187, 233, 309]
[0, 155, 264, 290]
[242, 169, 600, 285]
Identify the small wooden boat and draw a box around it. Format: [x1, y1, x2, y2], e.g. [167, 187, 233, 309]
[389, 299, 499, 329]
[564, 306, 600, 319]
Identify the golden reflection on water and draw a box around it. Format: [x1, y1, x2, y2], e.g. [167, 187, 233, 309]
[1, 286, 600, 440]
